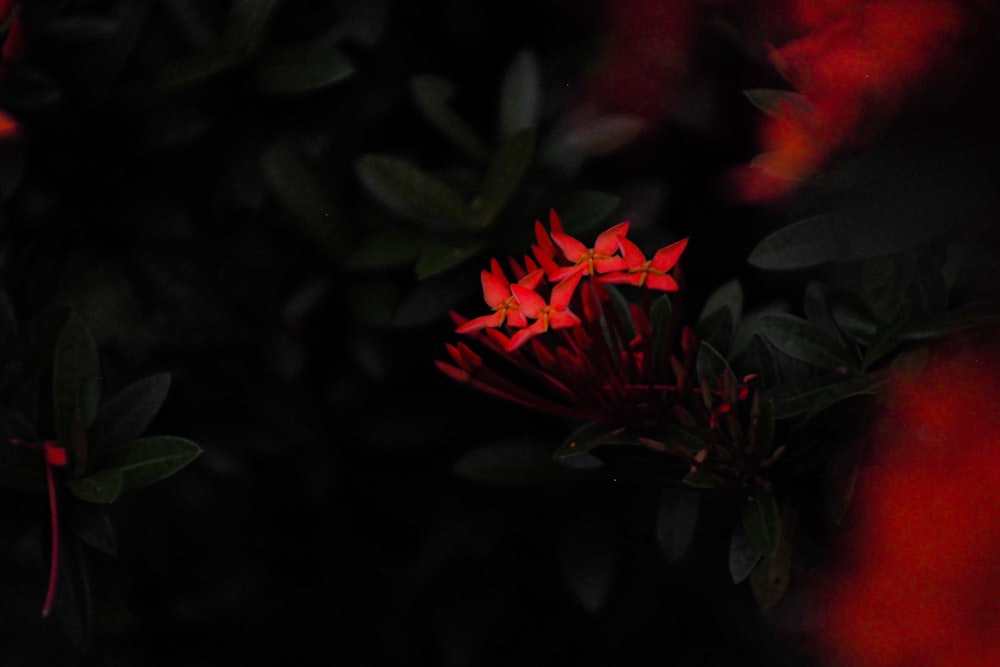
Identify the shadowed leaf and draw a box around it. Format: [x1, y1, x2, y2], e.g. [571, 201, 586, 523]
[255, 43, 354, 94]
[96, 373, 172, 451]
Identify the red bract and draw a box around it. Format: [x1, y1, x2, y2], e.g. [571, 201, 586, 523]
[438, 212, 690, 430]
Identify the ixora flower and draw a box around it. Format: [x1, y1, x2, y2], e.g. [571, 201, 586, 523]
[438, 210, 689, 429]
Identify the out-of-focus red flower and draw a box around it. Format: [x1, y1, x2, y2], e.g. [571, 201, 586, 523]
[734, 0, 968, 200]
[819, 339, 1000, 667]
[0, 0, 21, 139]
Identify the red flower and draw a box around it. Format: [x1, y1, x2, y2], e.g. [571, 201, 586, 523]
[549, 221, 630, 280]
[602, 236, 688, 291]
[455, 259, 544, 333]
[506, 268, 584, 351]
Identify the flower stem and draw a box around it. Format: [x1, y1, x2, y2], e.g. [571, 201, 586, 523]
[42, 459, 60, 618]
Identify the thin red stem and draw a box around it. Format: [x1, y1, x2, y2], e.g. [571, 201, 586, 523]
[42, 460, 59, 618]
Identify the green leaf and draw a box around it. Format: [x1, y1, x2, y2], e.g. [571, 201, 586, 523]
[696, 341, 734, 393]
[254, 43, 354, 94]
[346, 228, 429, 271]
[261, 143, 346, 258]
[393, 270, 478, 327]
[769, 375, 879, 421]
[553, 422, 632, 460]
[803, 282, 843, 343]
[860, 317, 913, 371]
[742, 487, 780, 557]
[862, 255, 912, 323]
[757, 313, 858, 371]
[829, 289, 878, 345]
[498, 49, 540, 138]
[53, 314, 100, 476]
[650, 295, 673, 364]
[657, 487, 700, 562]
[698, 279, 743, 324]
[453, 439, 577, 485]
[551, 191, 620, 236]
[69, 436, 201, 503]
[696, 307, 734, 359]
[467, 128, 535, 230]
[729, 522, 763, 584]
[743, 88, 812, 119]
[157, 53, 241, 91]
[410, 75, 490, 163]
[68, 471, 124, 504]
[223, 0, 280, 58]
[414, 237, 490, 279]
[750, 501, 796, 609]
[356, 154, 468, 230]
[95, 373, 172, 451]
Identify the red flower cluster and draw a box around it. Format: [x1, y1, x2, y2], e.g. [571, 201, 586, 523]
[437, 211, 688, 428]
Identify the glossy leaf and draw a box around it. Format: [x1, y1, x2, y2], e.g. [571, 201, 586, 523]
[261, 143, 346, 258]
[657, 487, 700, 562]
[757, 313, 857, 371]
[729, 522, 762, 584]
[467, 128, 535, 230]
[553, 422, 631, 460]
[69, 436, 201, 504]
[742, 487, 780, 557]
[356, 154, 468, 230]
[410, 75, 490, 162]
[95, 373, 172, 451]
[414, 237, 490, 279]
[223, 0, 279, 58]
[255, 43, 354, 94]
[453, 439, 575, 485]
[53, 314, 100, 476]
[498, 49, 540, 138]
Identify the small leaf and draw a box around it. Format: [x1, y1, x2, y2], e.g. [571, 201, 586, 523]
[650, 295, 673, 364]
[71, 436, 201, 503]
[68, 471, 124, 504]
[255, 43, 354, 94]
[553, 422, 631, 460]
[757, 313, 857, 371]
[657, 487, 700, 562]
[742, 487, 780, 557]
[69, 504, 117, 555]
[467, 128, 535, 230]
[696, 307, 734, 359]
[356, 154, 468, 230]
[803, 282, 843, 344]
[393, 270, 478, 327]
[551, 191, 620, 236]
[768, 375, 879, 420]
[53, 314, 100, 476]
[698, 279, 743, 325]
[743, 88, 812, 119]
[261, 143, 346, 258]
[95, 373, 172, 451]
[346, 227, 429, 271]
[749, 500, 796, 609]
[729, 522, 763, 584]
[157, 53, 240, 91]
[830, 290, 878, 345]
[414, 237, 490, 279]
[696, 341, 734, 393]
[223, 0, 280, 58]
[410, 75, 490, 162]
[862, 255, 913, 323]
[498, 49, 540, 138]
[453, 439, 574, 485]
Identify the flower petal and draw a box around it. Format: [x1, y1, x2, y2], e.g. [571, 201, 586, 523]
[506, 320, 547, 351]
[645, 273, 679, 292]
[650, 238, 688, 272]
[551, 232, 588, 262]
[510, 283, 546, 317]
[482, 268, 511, 307]
[549, 310, 581, 330]
[594, 221, 630, 255]
[518, 268, 545, 291]
[550, 268, 584, 310]
[617, 236, 648, 268]
[593, 256, 628, 274]
[456, 311, 506, 333]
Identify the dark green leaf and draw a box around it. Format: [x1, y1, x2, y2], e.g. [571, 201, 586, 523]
[743, 89, 812, 119]
[261, 143, 346, 258]
[255, 43, 354, 94]
[729, 522, 762, 584]
[698, 279, 743, 325]
[95, 373, 172, 451]
[410, 75, 490, 162]
[695, 308, 733, 359]
[453, 439, 576, 485]
[657, 487, 700, 562]
[696, 341, 733, 393]
[603, 283, 637, 342]
[750, 501, 796, 609]
[860, 317, 913, 370]
[650, 295, 673, 364]
[551, 191, 620, 235]
[653, 423, 709, 454]
[742, 487, 780, 557]
[757, 313, 857, 371]
[553, 422, 632, 460]
[53, 314, 100, 476]
[394, 270, 478, 327]
[157, 53, 240, 91]
[346, 227, 429, 271]
[682, 469, 725, 488]
[768, 375, 879, 420]
[829, 289, 878, 345]
[558, 511, 617, 613]
[356, 154, 468, 230]
[415, 237, 490, 279]
[70, 436, 201, 503]
[223, 0, 280, 58]
[743, 334, 783, 390]
[69, 504, 117, 555]
[803, 282, 843, 344]
[862, 255, 913, 323]
[498, 49, 540, 138]
[467, 128, 535, 230]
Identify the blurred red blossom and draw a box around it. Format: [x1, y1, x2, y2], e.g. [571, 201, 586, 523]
[0, 0, 21, 138]
[819, 339, 1000, 667]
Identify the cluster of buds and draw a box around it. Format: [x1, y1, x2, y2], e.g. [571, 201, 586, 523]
[437, 211, 783, 487]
